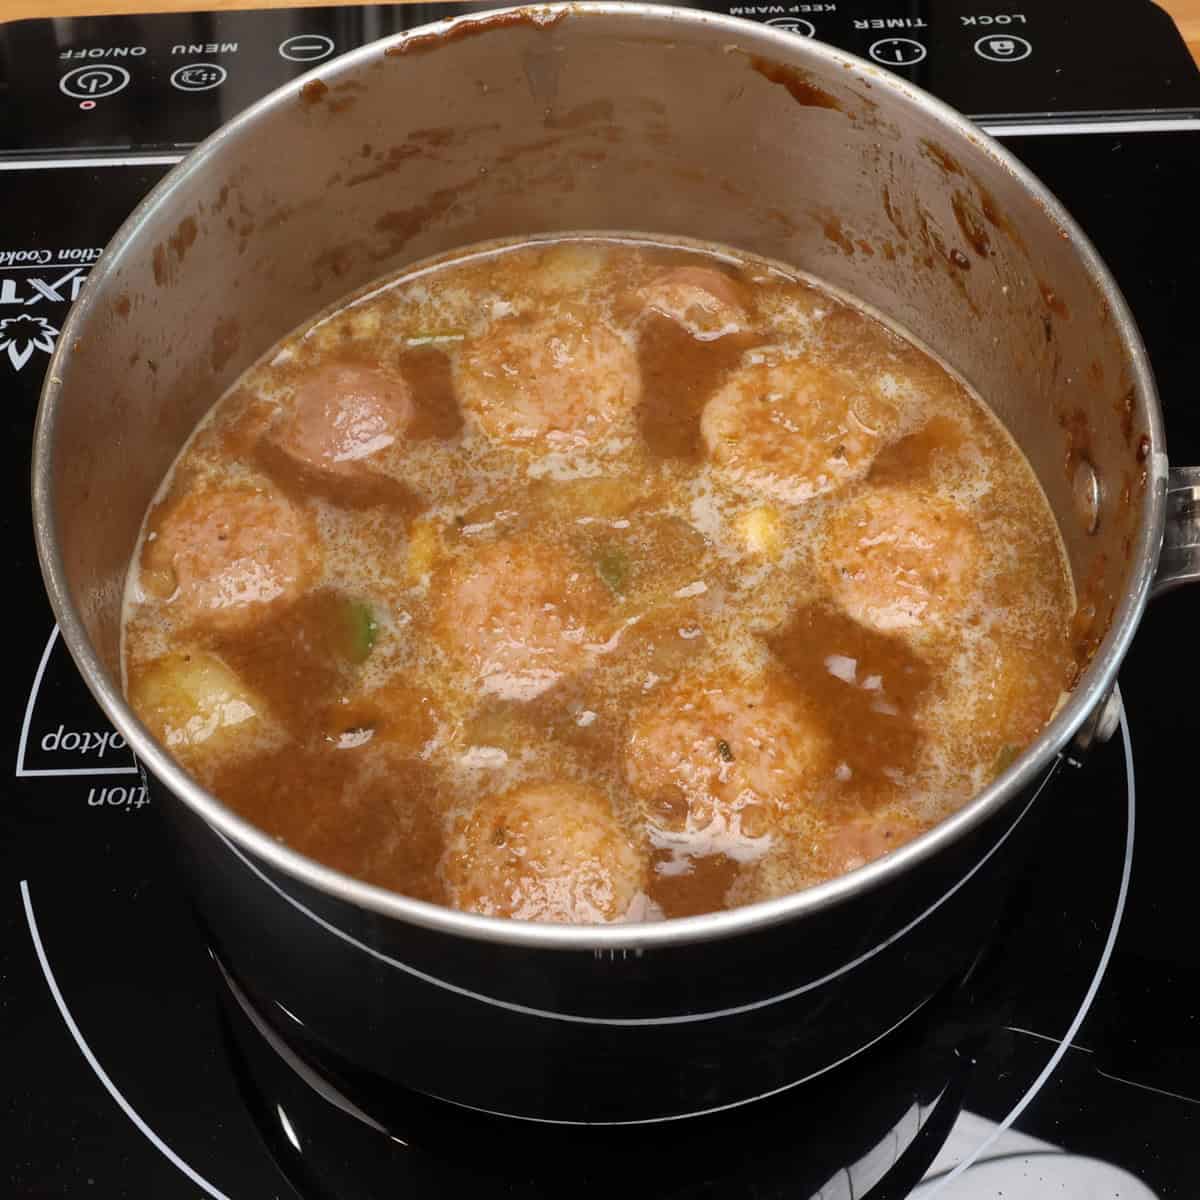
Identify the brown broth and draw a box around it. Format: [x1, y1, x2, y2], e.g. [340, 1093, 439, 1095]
[635, 313, 756, 459]
[122, 234, 1075, 924]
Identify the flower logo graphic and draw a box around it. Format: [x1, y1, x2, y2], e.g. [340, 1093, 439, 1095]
[0, 313, 59, 372]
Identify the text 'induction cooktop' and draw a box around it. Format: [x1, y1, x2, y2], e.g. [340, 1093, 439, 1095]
[3, 2, 1199, 1198]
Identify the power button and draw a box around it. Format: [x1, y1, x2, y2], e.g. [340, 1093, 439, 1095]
[59, 64, 131, 100]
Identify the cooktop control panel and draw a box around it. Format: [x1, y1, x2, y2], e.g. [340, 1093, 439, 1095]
[2, 0, 1199, 158]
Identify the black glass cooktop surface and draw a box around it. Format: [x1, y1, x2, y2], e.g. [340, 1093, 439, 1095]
[2, 3, 1198, 1197]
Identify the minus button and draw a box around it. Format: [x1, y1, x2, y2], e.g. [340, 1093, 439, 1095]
[279, 34, 335, 63]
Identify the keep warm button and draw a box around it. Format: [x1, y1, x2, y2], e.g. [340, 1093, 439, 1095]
[975, 34, 1032, 62]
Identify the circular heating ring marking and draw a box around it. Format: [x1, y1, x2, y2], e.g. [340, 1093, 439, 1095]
[914, 690, 1135, 1195]
[19, 879, 233, 1200]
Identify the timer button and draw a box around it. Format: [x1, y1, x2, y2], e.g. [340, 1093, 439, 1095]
[867, 37, 928, 66]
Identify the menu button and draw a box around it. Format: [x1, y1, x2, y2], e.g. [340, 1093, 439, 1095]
[171, 63, 228, 91]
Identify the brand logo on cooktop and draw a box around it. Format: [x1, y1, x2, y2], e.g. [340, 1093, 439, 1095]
[0, 314, 58, 372]
[0, 250, 101, 372]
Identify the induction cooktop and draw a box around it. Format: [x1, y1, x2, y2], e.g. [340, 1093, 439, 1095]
[2, 3, 1198, 1197]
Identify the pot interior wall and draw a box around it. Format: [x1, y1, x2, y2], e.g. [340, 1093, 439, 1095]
[47, 9, 1148, 698]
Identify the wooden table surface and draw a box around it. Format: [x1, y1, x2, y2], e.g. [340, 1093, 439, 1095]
[6, 0, 1200, 67]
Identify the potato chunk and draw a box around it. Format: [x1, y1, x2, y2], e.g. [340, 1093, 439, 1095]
[737, 505, 785, 560]
[130, 652, 265, 758]
[406, 518, 444, 584]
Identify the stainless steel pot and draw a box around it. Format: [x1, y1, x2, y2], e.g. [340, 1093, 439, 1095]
[32, 4, 1200, 1124]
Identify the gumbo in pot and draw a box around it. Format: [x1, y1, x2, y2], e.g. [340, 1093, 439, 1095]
[121, 235, 1076, 923]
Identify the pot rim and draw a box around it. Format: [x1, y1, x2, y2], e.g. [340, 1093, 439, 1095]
[32, 2, 1167, 951]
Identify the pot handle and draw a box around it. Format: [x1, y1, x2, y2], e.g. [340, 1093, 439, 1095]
[1076, 467, 1196, 753]
[1151, 466, 1200, 598]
